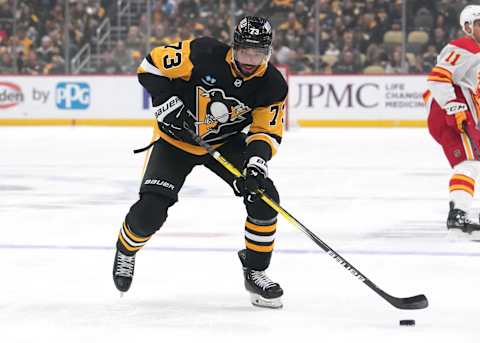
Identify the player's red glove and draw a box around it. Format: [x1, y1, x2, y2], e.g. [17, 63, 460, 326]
[444, 101, 469, 133]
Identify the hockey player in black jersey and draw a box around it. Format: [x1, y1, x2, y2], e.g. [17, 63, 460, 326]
[112, 16, 288, 308]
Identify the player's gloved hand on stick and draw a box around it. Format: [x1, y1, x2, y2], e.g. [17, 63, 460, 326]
[444, 100, 469, 133]
[233, 156, 268, 197]
[154, 95, 192, 141]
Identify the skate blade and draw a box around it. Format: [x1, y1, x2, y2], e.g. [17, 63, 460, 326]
[447, 229, 466, 241]
[249, 293, 283, 309]
[447, 229, 480, 241]
[469, 230, 480, 241]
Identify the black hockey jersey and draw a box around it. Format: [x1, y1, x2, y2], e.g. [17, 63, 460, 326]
[137, 37, 288, 161]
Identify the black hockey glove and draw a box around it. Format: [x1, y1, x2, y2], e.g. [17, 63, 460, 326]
[233, 157, 268, 198]
[154, 95, 192, 141]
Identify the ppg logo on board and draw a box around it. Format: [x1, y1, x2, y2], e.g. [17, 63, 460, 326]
[0, 82, 24, 109]
[55, 82, 90, 109]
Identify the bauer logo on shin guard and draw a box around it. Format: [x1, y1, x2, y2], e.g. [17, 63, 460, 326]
[144, 179, 175, 190]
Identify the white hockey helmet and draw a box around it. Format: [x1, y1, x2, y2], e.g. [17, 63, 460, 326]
[459, 5, 480, 35]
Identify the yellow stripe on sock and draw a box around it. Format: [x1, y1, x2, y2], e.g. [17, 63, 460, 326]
[123, 222, 151, 243]
[245, 221, 276, 233]
[245, 240, 274, 253]
[118, 234, 143, 252]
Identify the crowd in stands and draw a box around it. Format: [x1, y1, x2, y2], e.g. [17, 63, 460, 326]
[0, 0, 107, 74]
[0, 0, 475, 75]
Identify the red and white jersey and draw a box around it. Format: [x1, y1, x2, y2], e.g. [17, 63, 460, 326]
[425, 36, 480, 123]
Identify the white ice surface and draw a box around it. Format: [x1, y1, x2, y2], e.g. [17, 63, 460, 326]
[1, 126, 479, 343]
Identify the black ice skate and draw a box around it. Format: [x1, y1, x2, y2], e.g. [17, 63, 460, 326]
[238, 249, 283, 309]
[447, 201, 480, 234]
[112, 249, 136, 294]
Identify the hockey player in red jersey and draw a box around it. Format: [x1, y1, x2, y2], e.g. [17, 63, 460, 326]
[425, 5, 480, 234]
[112, 16, 288, 308]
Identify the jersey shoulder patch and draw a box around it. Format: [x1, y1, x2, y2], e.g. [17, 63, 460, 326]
[450, 36, 480, 54]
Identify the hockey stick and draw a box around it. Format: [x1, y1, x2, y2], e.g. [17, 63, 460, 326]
[184, 126, 428, 310]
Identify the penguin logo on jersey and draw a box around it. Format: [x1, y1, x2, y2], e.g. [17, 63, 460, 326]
[195, 86, 251, 136]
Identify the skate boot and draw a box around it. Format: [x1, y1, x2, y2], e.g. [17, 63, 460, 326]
[238, 249, 283, 309]
[112, 249, 136, 294]
[447, 201, 480, 234]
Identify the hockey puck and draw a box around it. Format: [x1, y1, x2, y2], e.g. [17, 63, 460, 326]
[399, 319, 415, 326]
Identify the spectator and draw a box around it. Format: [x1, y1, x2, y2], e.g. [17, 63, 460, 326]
[278, 12, 303, 34]
[98, 51, 122, 74]
[385, 48, 408, 73]
[360, 13, 383, 45]
[413, 7, 433, 32]
[124, 50, 143, 74]
[294, 1, 310, 24]
[0, 0, 472, 75]
[0, 48, 14, 73]
[333, 49, 363, 73]
[44, 54, 65, 74]
[111, 40, 132, 73]
[21, 50, 42, 75]
[324, 42, 340, 59]
[36, 35, 57, 65]
[288, 47, 314, 73]
[126, 25, 145, 53]
[422, 45, 437, 72]
[431, 27, 448, 54]
[0, 1, 11, 18]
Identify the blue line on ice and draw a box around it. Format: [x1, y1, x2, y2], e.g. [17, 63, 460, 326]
[1, 244, 479, 257]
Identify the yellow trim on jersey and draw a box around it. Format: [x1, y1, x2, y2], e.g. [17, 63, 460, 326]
[427, 76, 452, 83]
[470, 90, 480, 119]
[461, 133, 475, 160]
[247, 100, 285, 157]
[432, 66, 452, 79]
[0, 119, 432, 128]
[245, 220, 276, 233]
[154, 125, 224, 156]
[225, 48, 268, 81]
[146, 40, 194, 80]
[423, 90, 431, 104]
[245, 240, 274, 253]
[449, 185, 474, 196]
[246, 133, 279, 156]
[250, 101, 285, 137]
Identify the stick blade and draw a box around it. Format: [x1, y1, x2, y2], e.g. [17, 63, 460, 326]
[390, 294, 429, 310]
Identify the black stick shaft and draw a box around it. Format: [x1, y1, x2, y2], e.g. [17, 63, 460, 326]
[186, 127, 428, 310]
